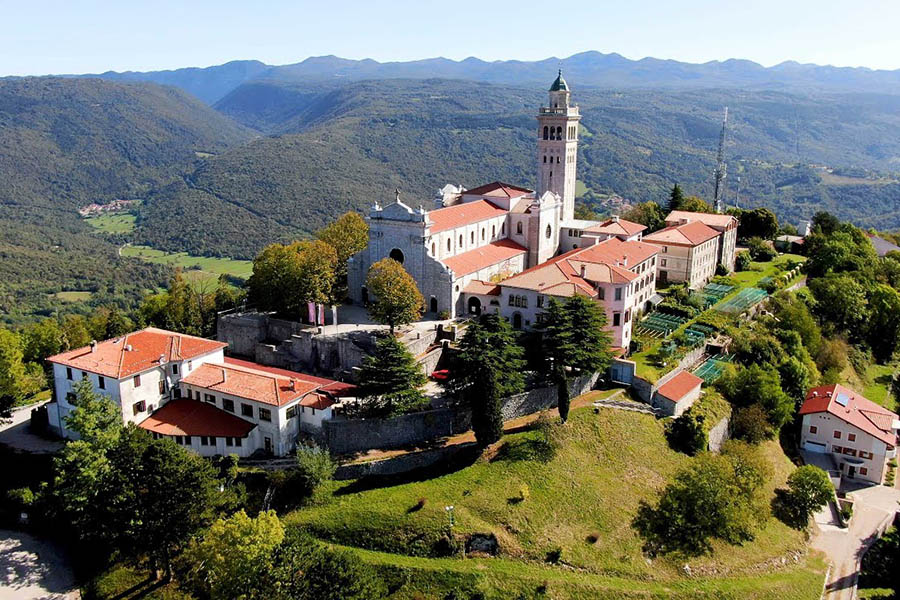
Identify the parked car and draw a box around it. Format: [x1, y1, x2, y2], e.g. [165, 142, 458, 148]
[430, 369, 450, 381]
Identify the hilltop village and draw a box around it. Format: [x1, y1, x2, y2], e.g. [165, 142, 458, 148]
[5, 73, 900, 600]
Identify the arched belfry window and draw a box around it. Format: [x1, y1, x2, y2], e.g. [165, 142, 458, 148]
[545, 225, 552, 239]
[556, 126, 563, 140]
[542, 126, 549, 140]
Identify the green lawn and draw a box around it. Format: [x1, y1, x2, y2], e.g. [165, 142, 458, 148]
[862, 363, 896, 410]
[85, 212, 137, 234]
[285, 405, 818, 595]
[120, 245, 253, 281]
[54, 291, 92, 302]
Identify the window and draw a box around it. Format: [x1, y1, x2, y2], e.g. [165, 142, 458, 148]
[613, 313, 621, 326]
[200, 436, 209, 446]
[545, 225, 552, 239]
[859, 467, 868, 476]
[459, 234, 463, 247]
[508, 295, 515, 306]
[543, 155, 547, 163]
[241, 403, 253, 417]
[431, 242, 436, 255]
[188, 360, 192, 371]
[624, 310, 631, 323]
[174, 387, 181, 399]
[66, 367, 73, 380]
[843, 448, 857, 457]
[537, 295, 545, 308]
[860, 451, 874, 460]
[204, 393, 216, 404]
[133, 401, 145, 415]
[597, 287, 605, 300]
[172, 364, 178, 375]
[848, 433, 856, 442]
[614, 287, 622, 301]
[833, 430, 842, 439]
[134, 374, 141, 387]
[286, 406, 297, 419]
[833, 445, 843, 454]
[516, 222, 523, 235]
[226, 437, 233, 447]
[184, 436, 191, 445]
[447, 238, 451, 252]
[470, 231, 475, 243]
[543, 125, 549, 140]
[502, 223, 506, 235]
[661, 259, 667, 267]
[98, 376, 105, 390]
[259, 408, 272, 422]
[234, 437, 242, 447]
[158, 381, 165, 394]
[174, 435, 182, 444]
[809, 425, 818, 434]
[492, 225, 496, 237]
[223, 398, 235, 413]
[481, 228, 485, 241]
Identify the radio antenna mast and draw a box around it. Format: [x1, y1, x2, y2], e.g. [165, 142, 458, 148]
[713, 107, 728, 213]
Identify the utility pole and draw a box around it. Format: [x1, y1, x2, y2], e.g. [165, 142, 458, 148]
[713, 107, 728, 214]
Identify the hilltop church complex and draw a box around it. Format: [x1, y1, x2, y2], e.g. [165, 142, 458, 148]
[349, 72, 737, 349]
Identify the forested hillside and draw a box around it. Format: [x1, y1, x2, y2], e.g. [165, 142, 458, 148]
[0, 77, 254, 323]
[137, 78, 900, 258]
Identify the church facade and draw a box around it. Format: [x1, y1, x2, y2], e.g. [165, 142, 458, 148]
[348, 72, 592, 318]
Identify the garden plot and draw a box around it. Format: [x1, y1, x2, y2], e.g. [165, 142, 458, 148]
[716, 287, 768, 314]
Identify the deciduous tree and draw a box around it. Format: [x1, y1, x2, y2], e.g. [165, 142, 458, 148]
[622, 201, 666, 232]
[316, 211, 369, 299]
[365, 258, 424, 333]
[773, 465, 833, 530]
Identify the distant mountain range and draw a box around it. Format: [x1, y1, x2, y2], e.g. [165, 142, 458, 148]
[68, 51, 900, 104]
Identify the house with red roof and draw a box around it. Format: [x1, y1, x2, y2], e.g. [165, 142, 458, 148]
[665, 211, 738, 272]
[799, 384, 899, 484]
[643, 219, 721, 288]
[652, 370, 703, 417]
[476, 236, 659, 348]
[347, 73, 615, 320]
[47, 328, 354, 458]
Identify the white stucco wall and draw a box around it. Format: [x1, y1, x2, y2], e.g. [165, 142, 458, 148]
[800, 412, 893, 484]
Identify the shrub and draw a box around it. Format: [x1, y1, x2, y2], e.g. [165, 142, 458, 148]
[747, 237, 777, 261]
[586, 531, 600, 544]
[6, 487, 35, 507]
[665, 409, 707, 456]
[735, 251, 752, 271]
[859, 527, 900, 592]
[517, 485, 530, 503]
[545, 546, 562, 564]
[730, 405, 773, 444]
[294, 443, 337, 503]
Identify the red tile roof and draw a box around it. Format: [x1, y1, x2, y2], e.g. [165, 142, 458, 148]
[665, 211, 737, 230]
[463, 280, 501, 296]
[138, 399, 256, 438]
[223, 358, 356, 397]
[462, 181, 533, 198]
[656, 371, 703, 402]
[800, 384, 899, 445]
[47, 328, 227, 379]
[643, 220, 720, 246]
[499, 237, 658, 295]
[441, 239, 527, 276]
[427, 200, 510, 234]
[584, 217, 646, 237]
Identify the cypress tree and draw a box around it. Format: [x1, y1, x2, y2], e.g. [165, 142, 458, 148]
[668, 184, 685, 212]
[471, 367, 504, 448]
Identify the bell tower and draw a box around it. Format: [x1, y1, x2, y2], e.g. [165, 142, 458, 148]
[536, 70, 581, 222]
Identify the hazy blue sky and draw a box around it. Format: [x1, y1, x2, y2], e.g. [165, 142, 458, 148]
[2, 0, 899, 75]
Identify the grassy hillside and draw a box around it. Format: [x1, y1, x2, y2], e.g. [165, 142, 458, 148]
[137, 79, 900, 258]
[0, 77, 253, 323]
[284, 406, 820, 598]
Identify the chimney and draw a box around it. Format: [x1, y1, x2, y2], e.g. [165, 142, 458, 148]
[612, 215, 620, 223]
[125, 344, 133, 352]
[90, 340, 97, 353]
[580, 264, 587, 278]
[290, 379, 296, 391]
[158, 354, 165, 364]
[221, 369, 227, 383]
[622, 256, 628, 268]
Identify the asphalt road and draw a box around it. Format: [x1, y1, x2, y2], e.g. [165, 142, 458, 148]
[0, 530, 78, 600]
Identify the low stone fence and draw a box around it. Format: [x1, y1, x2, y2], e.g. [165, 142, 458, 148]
[322, 371, 600, 455]
[335, 443, 477, 480]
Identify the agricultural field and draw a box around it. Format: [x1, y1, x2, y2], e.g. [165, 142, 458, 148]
[53, 291, 92, 303]
[281, 405, 822, 599]
[120, 245, 253, 282]
[85, 212, 137, 234]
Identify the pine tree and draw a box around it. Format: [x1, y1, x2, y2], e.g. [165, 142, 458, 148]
[668, 183, 685, 212]
[444, 313, 525, 398]
[356, 335, 427, 416]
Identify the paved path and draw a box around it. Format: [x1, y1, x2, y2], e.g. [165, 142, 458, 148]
[812, 484, 900, 600]
[0, 403, 62, 454]
[0, 530, 78, 600]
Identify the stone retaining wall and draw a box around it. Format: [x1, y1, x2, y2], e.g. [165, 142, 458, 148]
[335, 443, 477, 480]
[707, 415, 730, 452]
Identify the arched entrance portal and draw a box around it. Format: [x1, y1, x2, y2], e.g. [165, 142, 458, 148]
[467, 297, 482, 315]
[512, 312, 522, 329]
[430, 297, 438, 313]
[389, 248, 405, 264]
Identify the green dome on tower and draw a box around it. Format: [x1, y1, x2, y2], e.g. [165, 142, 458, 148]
[549, 70, 569, 92]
